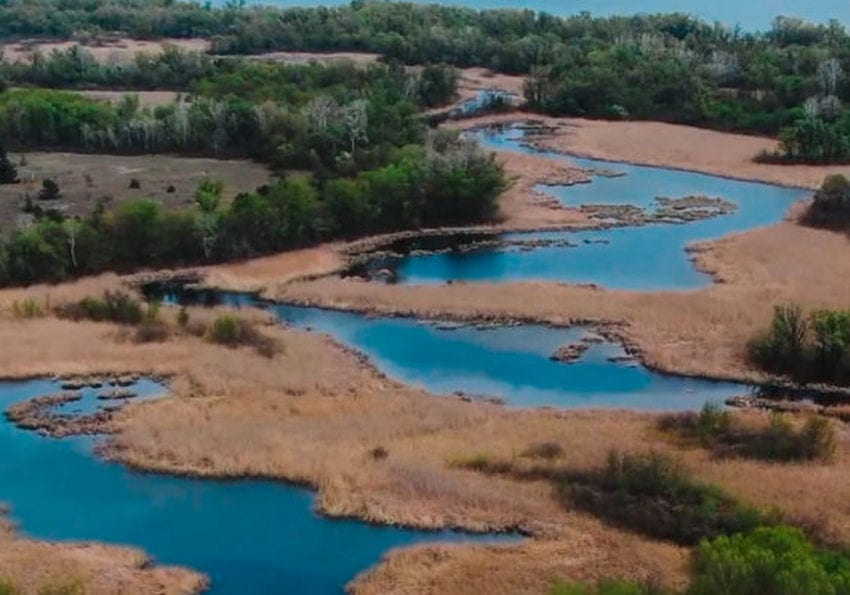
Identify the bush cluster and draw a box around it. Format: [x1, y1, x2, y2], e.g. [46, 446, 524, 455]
[659, 403, 836, 462]
[56, 291, 143, 325]
[564, 451, 766, 545]
[551, 526, 850, 595]
[749, 303, 850, 385]
[207, 314, 281, 358]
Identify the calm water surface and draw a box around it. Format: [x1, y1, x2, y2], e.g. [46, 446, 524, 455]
[272, 304, 746, 409]
[242, 0, 848, 30]
[386, 127, 807, 289]
[0, 378, 514, 594]
[150, 286, 748, 410]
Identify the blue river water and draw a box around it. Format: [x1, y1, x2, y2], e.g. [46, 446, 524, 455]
[271, 304, 744, 410]
[387, 127, 807, 289]
[0, 378, 515, 594]
[145, 286, 748, 411]
[240, 0, 849, 31]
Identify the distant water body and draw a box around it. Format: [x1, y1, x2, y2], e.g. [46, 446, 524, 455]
[244, 0, 848, 31]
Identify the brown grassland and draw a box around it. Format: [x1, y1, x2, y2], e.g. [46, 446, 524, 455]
[0, 296, 849, 592]
[0, 515, 205, 594]
[0, 151, 271, 229]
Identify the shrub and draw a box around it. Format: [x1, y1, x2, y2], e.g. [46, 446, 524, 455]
[658, 406, 836, 463]
[38, 577, 84, 595]
[0, 579, 16, 595]
[177, 306, 190, 328]
[134, 319, 170, 343]
[11, 297, 44, 318]
[523, 441, 565, 460]
[689, 526, 850, 595]
[564, 451, 766, 545]
[658, 403, 734, 446]
[56, 291, 143, 325]
[810, 309, 850, 380]
[450, 452, 512, 474]
[806, 174, 850, 228]
[209, 314, 241, 346]
[207, 314, 281, 358]
[748, 304, 807, 375]
[739, 414, 836, 462]
[38, 179, 60, 201]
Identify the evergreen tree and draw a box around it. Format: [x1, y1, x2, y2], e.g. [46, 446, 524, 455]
[0, 142, 18, 184]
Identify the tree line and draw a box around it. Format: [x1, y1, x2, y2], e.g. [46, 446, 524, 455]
[0, 59, 458, 172]
[4, 1, 850, 162]
[0, 132, 506, 286]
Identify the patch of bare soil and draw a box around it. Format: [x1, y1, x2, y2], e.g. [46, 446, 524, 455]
[78, 89, 180, 107]
[0, 38, 210, 64]
[238, 51, 381, 65]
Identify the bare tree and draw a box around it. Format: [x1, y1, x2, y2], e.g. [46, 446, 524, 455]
[306, 95, 339, 133]
[818, 58, 845, 96]
[63, 218, 83, 269]
[343, 100, 369, 153]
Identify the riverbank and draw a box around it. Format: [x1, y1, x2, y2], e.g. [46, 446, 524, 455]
[266, 204, 850, 385]
[0, 515, 205, 594]
[451, 113, 849, 189]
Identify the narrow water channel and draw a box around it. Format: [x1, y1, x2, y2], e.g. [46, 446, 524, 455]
[0, 379, 515, 594]
[147, 286, 748, 411]
[359, 127, 807, 289]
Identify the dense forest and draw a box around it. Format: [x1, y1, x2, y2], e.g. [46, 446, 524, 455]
[0, 58, 456, 167]
[2, 0, 850, 161]
[0, 39, 505, 286]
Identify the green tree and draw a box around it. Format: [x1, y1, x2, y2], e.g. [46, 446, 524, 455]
[0, 141, 18, 184]
[690, 526, 850, 595]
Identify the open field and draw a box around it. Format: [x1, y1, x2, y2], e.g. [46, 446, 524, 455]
[240, 50, 381, 65]
[0, 38, 210, 64]
[0, 152, 271, 229]
[78, 89, 181, 107]
[452, 114, 850, 189]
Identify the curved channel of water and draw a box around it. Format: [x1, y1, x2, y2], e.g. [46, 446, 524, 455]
[380, 127, 808, 289]
[145, 287, 747, 411]
[0, 379, 515, 594]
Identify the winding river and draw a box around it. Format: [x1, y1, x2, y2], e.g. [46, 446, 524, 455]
[1, 123, 810, 592]
[372, 127, 808, 289]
